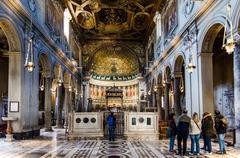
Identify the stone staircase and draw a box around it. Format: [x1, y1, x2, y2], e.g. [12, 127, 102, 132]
[159, 120, 168, 139]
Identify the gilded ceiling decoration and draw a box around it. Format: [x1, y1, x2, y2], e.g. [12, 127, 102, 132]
[65, 0, 162, 40]
[90, 46, 139, 80]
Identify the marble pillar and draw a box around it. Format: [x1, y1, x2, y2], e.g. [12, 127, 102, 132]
[173, 77, 181, 116]
[44, 77, 52, 131]
[64, 88, 70, 127]
[234, 44, 240, 128]
[56, 86, 63, 128]
[164, 83, 170, 120]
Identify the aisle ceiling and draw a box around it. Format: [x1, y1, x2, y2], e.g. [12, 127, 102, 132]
[64, 0, 164, 41]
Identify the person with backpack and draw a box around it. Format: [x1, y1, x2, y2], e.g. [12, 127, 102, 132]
[168, 113, 177, 152]
[214, 110, 227, 154]
[189, 112, 201, 156]
[201, 112, 214, 155]
[107, 112, 116, 141]
[176, 108, 190, 156]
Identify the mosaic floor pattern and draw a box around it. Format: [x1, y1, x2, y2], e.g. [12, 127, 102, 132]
[0, 129, 240, 158]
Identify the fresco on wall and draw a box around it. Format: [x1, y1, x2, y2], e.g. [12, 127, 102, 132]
[90, 46, 139, 80]
[45, 0, 63, 36]
[163, 0, 177, 39]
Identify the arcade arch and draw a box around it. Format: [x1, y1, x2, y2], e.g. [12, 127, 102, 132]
[200, 23, 234, 127]
[0, 18, 22, 132]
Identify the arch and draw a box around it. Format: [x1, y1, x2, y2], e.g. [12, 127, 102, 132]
[173, 54, 185, 75]
[39, 53, 52, 77]
[163, 65, 172, 83]
[53, 63, 63, 80]
[63, 71, 71, 88]
[199, 15, 229, 53]
[0, 15, 22, 52]
[157, 72, 163, 86]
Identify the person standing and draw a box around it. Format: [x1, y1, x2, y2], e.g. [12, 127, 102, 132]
[189, 112, 201, 156]
[107, 112, 116, 141]
[201, 112, 214, 155]
[176, 109, 190, 156]
[168, 113, 177, 152]
[214, 110, 227, 154]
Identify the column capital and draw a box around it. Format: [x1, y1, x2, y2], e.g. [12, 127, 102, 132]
[172, 72, 182, 78]
[8, 51, 21, 55]
[199, 52, 214, 57]
[42, 72, 52, 78]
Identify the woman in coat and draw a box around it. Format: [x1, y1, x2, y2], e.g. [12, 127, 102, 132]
[201, 112, 214, 155]
[189, 112, 201, 156]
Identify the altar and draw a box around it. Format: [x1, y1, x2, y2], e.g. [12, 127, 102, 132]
[68, 112, 159, 141]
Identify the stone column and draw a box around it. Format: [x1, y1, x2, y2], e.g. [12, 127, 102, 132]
[56, 86, 63, 128]
[8, 52, 21, 133]
[173, 76, 181, 116]
[199, 53, 214, 114]
[234, 44, 240, 128]
[164, 83, 170, 120]
[156, 86, 161, 119]
[63, 88, 70, 127]
[44, 77, 52, 131]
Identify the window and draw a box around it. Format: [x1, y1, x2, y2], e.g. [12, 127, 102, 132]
[64, 9, 71, 42]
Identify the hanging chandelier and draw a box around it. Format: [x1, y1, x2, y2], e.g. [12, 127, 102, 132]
[222, 1, 235, 54]
[187, 54, 196, 73]
[24, 35, 34, 72]
[179, 76, 184, 93]
[39, 75, 44, 91]
[24, 15, 34, 72]
[186, 35, 196, 73]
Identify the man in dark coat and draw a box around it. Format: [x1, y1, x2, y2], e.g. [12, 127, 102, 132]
[176, 109, 190, 156]
[168, 113, 177, 152]
[214, 110, 227, 154]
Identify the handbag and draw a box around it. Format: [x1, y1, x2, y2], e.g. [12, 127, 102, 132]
[194, 120, 200, 130]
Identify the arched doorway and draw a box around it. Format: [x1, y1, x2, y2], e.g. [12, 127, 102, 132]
[0, 19, 21, 136]
[38, 53, 53, 131]
[0, 25, 10, 135]
[173, 55, 186, 117]
[201, 23, 234, 127]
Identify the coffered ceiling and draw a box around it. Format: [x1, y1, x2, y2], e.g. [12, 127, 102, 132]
[65, 0, 164, 41]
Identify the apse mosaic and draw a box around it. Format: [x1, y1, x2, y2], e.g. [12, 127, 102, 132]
[90, 46, 139, 81]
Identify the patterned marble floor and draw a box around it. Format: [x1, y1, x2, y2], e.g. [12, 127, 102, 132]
[0, 129, 240, 158]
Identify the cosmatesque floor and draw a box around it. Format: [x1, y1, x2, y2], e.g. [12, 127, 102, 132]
[0, 129, 240, 158]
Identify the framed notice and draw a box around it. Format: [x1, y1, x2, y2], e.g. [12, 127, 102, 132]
[9, 101, 19, 112]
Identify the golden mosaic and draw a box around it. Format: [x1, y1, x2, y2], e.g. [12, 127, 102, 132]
[90, 46, 139, 80]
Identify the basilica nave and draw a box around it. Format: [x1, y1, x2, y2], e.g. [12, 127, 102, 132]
[0, 0, 240, 157]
